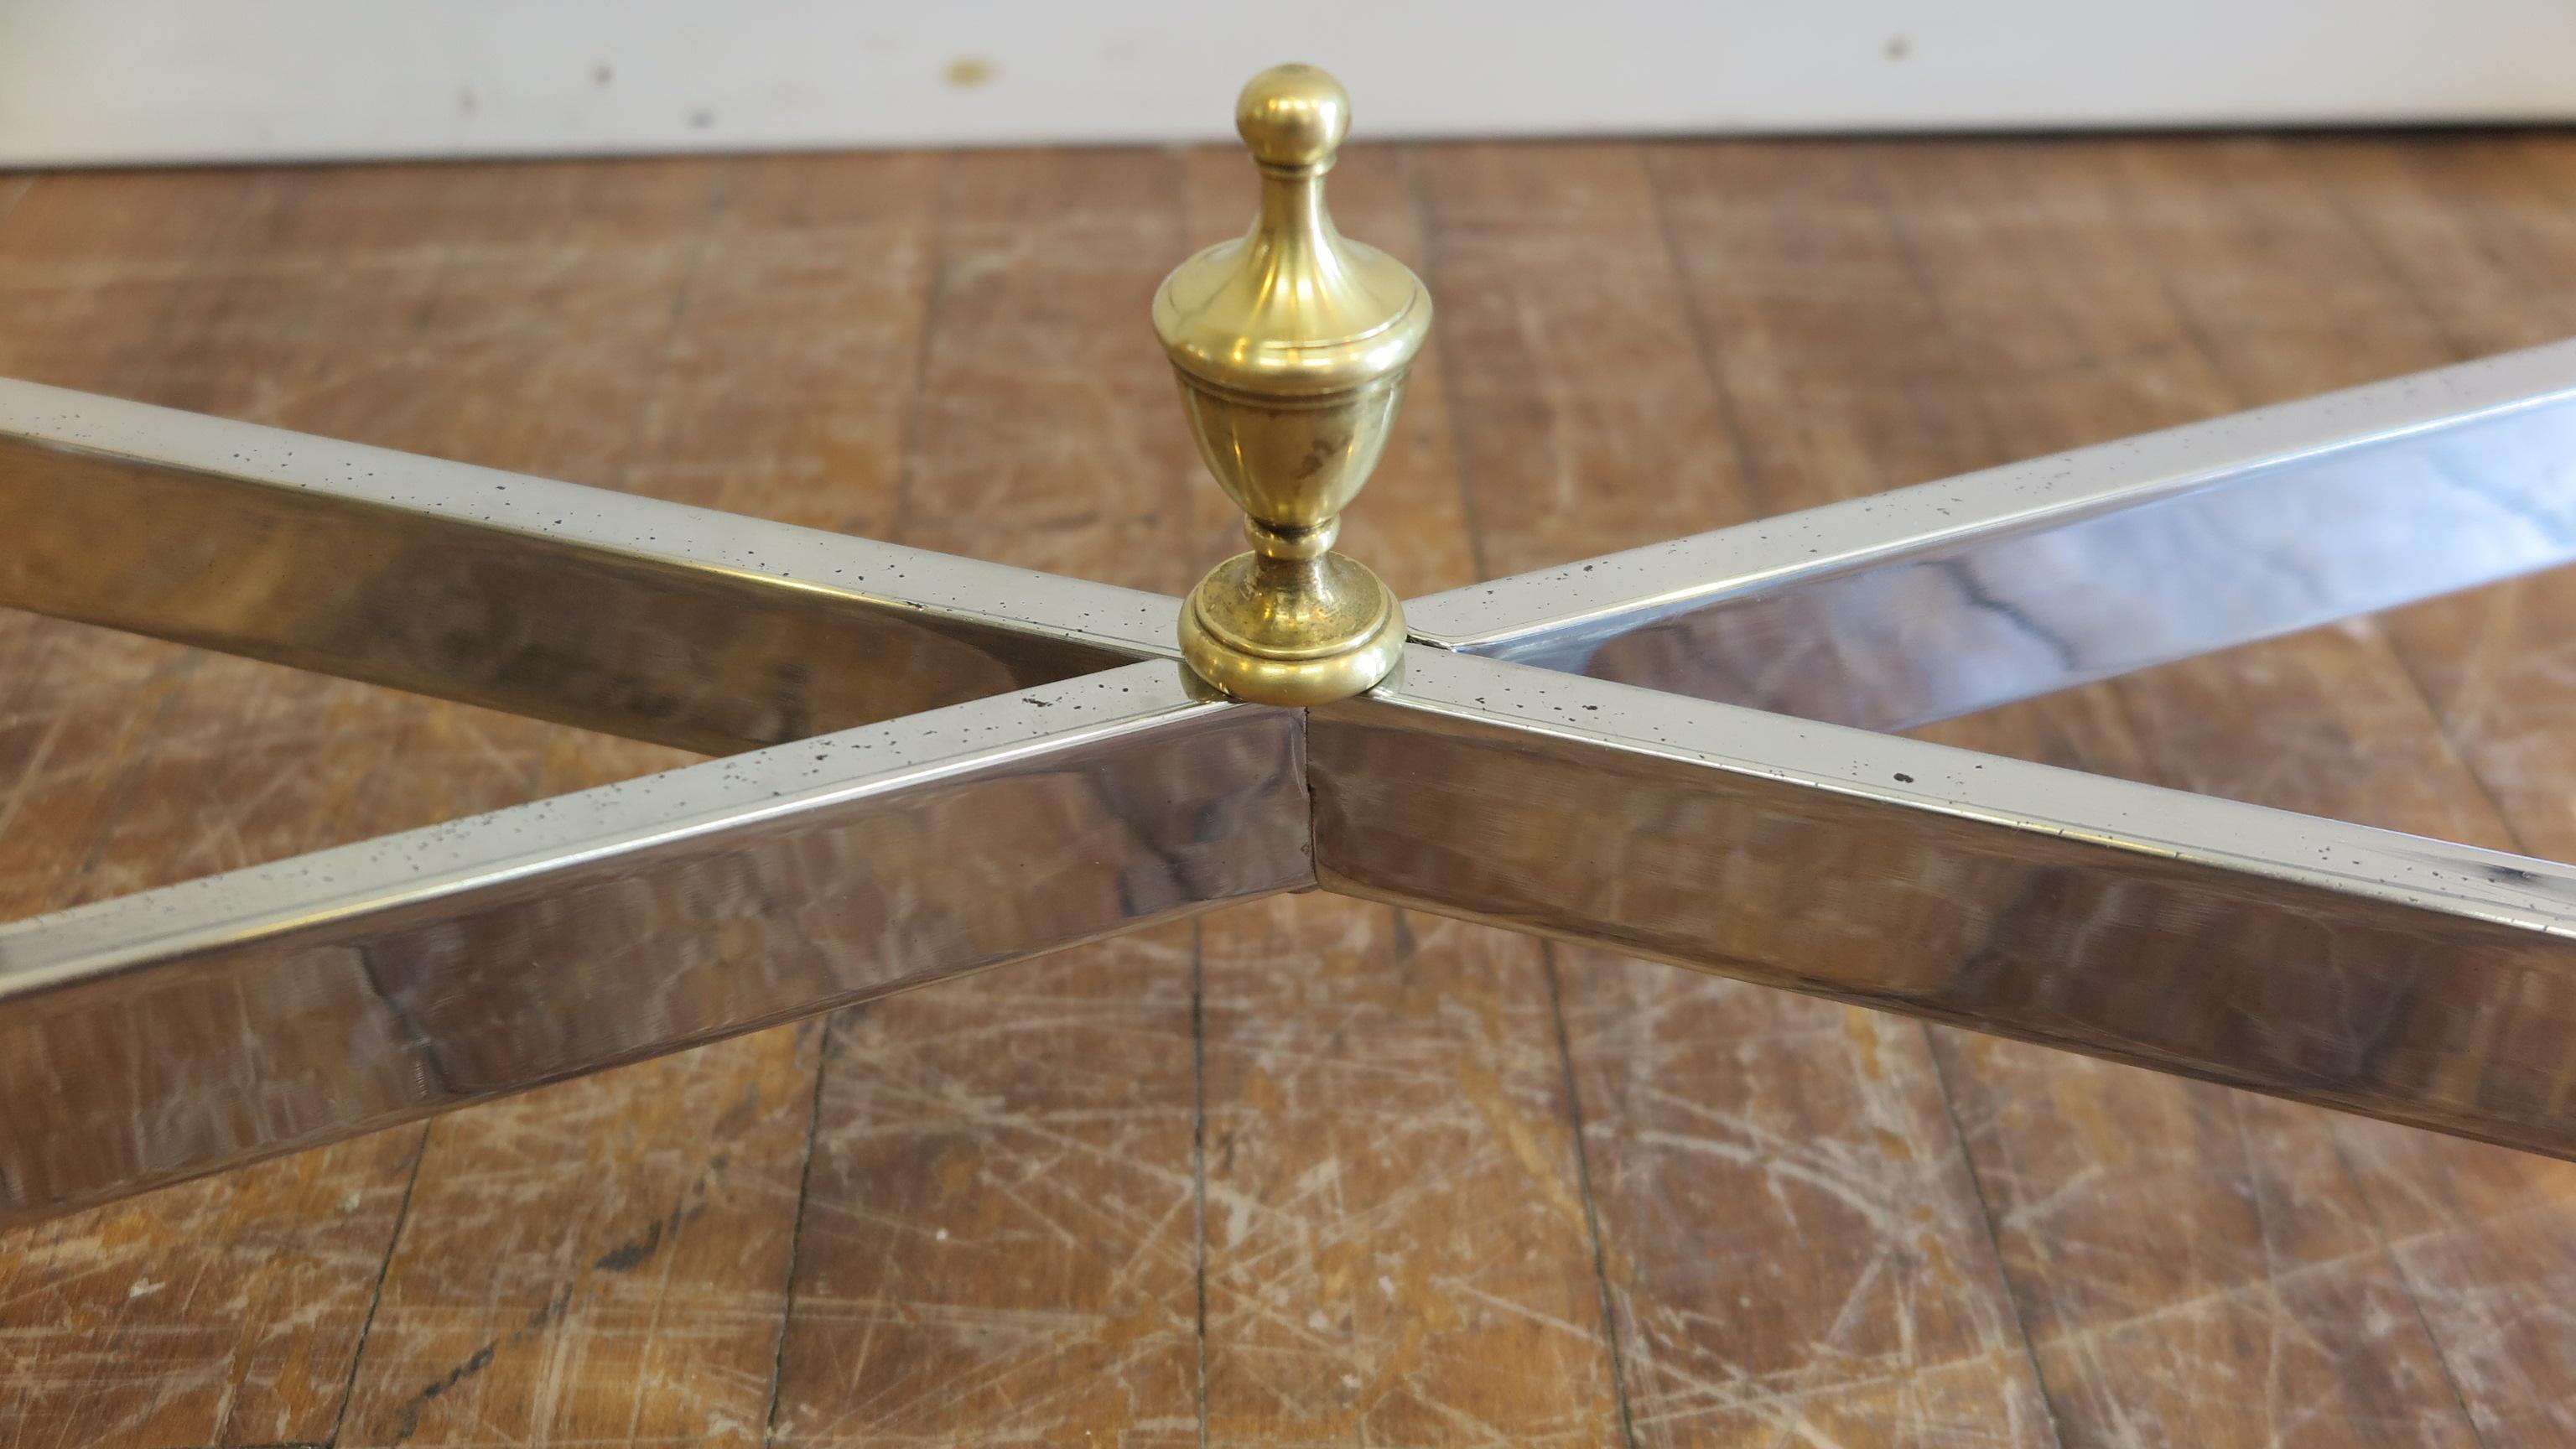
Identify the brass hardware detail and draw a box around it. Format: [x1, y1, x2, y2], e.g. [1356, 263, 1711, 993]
[1156, 63, 1430, 705]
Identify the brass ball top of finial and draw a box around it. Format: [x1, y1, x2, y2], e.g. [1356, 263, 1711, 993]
[1235, 64, 1349, 169]
[1154, 62, 1427, 398]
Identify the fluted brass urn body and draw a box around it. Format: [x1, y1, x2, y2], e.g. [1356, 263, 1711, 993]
[1156, 64, 1431, 704]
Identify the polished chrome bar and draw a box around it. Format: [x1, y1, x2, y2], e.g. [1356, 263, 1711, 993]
[0, 377, 1175, 755]
[1315, 647, 2576, 1156]
[1407, 341, 2576, 731]
[0, 661, 1306, 1226]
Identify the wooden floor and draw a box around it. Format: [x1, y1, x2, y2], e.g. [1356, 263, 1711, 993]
[5, 132, 2576, 1448]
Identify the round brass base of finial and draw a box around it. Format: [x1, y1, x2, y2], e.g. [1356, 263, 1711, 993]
[1178, 551, 1406, 706]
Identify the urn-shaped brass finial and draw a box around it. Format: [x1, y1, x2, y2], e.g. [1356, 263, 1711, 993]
[1156, 63, 1430, 704]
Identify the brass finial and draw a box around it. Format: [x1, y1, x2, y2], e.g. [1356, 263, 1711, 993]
[1156, 63, 1431, 705]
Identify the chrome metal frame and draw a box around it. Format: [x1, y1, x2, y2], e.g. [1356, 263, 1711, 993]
[9, 342, 2576, 1226]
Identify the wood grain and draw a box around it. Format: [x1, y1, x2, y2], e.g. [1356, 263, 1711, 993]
[1508, 140, 2056, 1448]
[333, 151, 943, 1449]
[1182, 144, 1627, 1447]
[762, 147, 1214, 1449]
[2325, 137, 2576, 1440]
[1849, 135, 2489, 1448]
[7, 132, 2576, 1447]
[0, 160, 711, 1449]
[2161, 133, 2576, 1448]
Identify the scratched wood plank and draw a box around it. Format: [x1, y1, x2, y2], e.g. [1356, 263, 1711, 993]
[1178, 143, 1628, 1446]
[330, 153, 944, 1449]
[2320, 145, 2576, 1447]
[1407, 143, 1757, 583]
[1196, 901, 1632, 1446]
[761, 148, 1216, 1449]
[880, 148, 1203, 581]
[614, 153, 948, 535]
[333, 1031, 825, 1449]
[1831, 134, 2490, 1447]
[1419, 140, 2058, 1446]
[769, 928, 1205, 1448]
[13, 134, 2576, 1449]
[0, 1128, 420, 1449]
[2152, 132, 2576, 1447]
[0, 161, 724, 1449]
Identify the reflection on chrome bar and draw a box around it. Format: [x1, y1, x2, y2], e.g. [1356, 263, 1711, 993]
[0, 377, 1176, 755]
[1410, 341, 2576, 730]
[0, 662, 1308, 1226]
[1318, 648, 2576, 1157]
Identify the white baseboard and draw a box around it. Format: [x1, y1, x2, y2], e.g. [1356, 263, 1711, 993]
[4, 0, 2571, 167]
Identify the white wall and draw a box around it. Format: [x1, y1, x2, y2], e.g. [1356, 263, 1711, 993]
[4, 0, 2573, 167]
